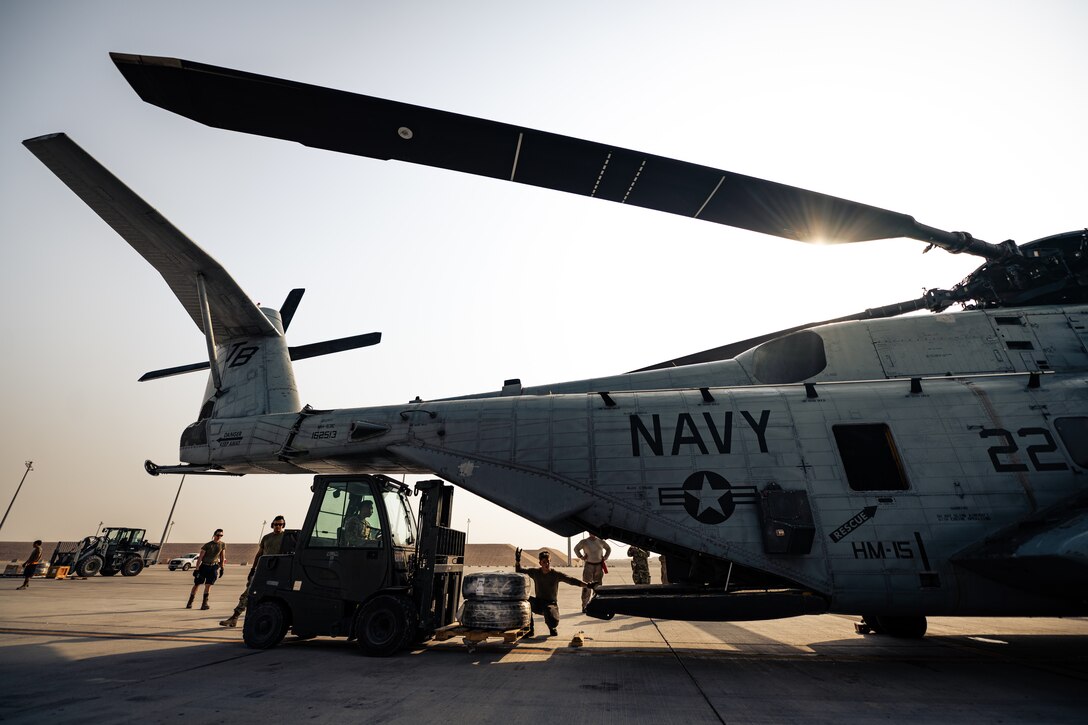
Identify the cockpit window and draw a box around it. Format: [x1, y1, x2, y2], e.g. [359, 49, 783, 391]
[752, 331, 827, 384]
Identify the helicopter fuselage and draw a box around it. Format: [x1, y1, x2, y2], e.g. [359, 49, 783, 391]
[179, 304, 1088, 618]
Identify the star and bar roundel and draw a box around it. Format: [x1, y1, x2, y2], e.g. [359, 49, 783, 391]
[657, 471, 758, 524]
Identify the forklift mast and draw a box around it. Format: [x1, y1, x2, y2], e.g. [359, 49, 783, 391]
[413, 479, 465, 633]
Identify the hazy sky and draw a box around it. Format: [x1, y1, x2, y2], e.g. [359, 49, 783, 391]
[1, 1, 1085, 550]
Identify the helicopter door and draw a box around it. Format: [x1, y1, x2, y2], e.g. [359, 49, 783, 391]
[294, 478, 389, 632]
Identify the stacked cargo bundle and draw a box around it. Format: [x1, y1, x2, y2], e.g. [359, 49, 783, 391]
[459, 572, 532, 630]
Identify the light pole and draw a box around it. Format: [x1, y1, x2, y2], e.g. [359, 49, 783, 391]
[164, 521, 175, 547]
[466, 518, 471, 541]
[258, 520, 267, 543]
[155, 475, 186, 564]
[0, 461, 34, 534]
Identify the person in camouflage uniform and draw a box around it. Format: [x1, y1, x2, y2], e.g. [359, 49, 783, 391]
[342, 500, 374, 546]
[220, 515, 288, 627]
[515, 548, 591, 636]
[628, 545, 651, 585]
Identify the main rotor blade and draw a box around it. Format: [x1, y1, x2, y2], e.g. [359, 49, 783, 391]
[633, 297, 930, 371]
[23, 132, 276, 339]
[114, 53, 967, 248]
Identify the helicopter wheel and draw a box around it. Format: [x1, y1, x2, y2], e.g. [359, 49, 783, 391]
[857, 614, 927, 638]
[877, 615, 927, 638]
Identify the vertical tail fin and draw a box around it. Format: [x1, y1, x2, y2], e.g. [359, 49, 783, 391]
[199, 305, 301, 419]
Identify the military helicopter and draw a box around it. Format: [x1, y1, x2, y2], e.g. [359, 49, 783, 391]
[25, 54, 1087, 639]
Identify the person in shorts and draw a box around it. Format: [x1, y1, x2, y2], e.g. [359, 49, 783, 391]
[574, 533, 611, 611]
[16, 540, 42, 590]
[187, 529, 226, 610]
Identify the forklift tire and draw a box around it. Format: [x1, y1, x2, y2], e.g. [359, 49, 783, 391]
[462, 572, 531, 601]
[121, 557, 144, 577]
[76, 555, 104, 578]
[244, 601, 289, 649]
[355, 594, 415, 657]
[101, 569, 118, 577]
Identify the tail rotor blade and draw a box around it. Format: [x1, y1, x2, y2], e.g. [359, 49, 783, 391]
[280, 288, 305, 331]
[140, 331, 382, 381]
[288, 332, 381, 361]
[139, 361, 210, 382]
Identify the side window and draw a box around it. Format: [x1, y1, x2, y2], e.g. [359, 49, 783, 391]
[381, 489, 417, 548]
[833, 423, 910, 491]
[307, 480, 383, 549]
[1055, 417, 1088, 467]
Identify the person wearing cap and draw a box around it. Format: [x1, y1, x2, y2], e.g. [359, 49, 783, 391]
[16, 540, 43, 590]
[187, 529, 226, 610]
[574, 533, 611, 611]
[220, 516, 288, 627]
[515, 548, 591, 637]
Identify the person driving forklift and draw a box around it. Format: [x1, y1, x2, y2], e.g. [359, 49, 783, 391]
[342, 497, 376, 546]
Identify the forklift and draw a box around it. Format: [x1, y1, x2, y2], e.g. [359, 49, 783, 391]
[242, 475, 465, 656]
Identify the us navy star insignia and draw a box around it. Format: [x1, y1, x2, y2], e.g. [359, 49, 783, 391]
[657, 471, 758, 525]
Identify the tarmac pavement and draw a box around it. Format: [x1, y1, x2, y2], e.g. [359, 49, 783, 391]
[2, 564, 1087, 724]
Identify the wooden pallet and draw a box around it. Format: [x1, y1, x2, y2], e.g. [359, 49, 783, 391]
[433, 623, 530, 650]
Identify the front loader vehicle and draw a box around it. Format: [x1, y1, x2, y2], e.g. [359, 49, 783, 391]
[242, 475, 464, 656]
[50, 526, 160, 577]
